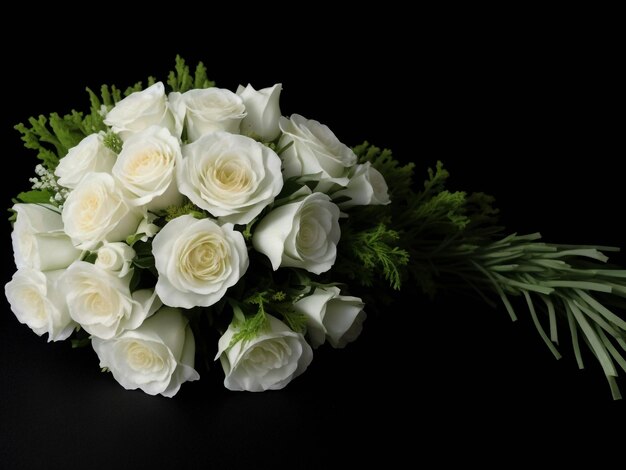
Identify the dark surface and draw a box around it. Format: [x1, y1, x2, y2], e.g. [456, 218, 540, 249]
[1, 20, 623, 468]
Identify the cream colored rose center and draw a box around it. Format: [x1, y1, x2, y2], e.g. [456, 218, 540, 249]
[296, 215, 325, 253]
[179, 232, 230, 282]
[125, 341, 164, 372]
[77, 193, 101, 230]
[21, 288, 46, 320]
[205, 157, 252, 194]
[98, 251, 114, 266]
[297, 221, 316, 246]
[86, 293, 108, 315]
[244, 339, 291, 371]
[124, 150, 170, 178]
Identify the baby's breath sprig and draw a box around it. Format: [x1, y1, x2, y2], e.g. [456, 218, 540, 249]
[29, 164, 69, 208]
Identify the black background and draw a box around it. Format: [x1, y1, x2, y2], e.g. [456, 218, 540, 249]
[1, 12, 624, 468]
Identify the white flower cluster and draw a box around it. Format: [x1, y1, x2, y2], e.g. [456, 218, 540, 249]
[29, 164, 70, 207]
[6, 81, 390, 396]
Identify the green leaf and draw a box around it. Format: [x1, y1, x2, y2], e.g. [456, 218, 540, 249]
[167, 55, 214, 93]
[82, 252, 98, 264]
[193, 61, 215, 89]
[129, 268, 142, 293]
[339, 223, 409, 290]
[567, 299, 617, 378]
[71, 338, 91, 349]
[17, 190, 53, 204]
[132, 240, 155, 270]
[468, 231, 626, 398]
[49, 112, 85, 152]
[15, 117, 62, 169]
[229, 310, 269, 347]
[124, 81, 143, 96]
[133, 257, 155, 269]
[280, 309, 307, 334]
[126, 232, 147, 247]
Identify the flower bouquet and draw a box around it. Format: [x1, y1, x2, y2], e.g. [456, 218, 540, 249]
[6, 57, 626, 399]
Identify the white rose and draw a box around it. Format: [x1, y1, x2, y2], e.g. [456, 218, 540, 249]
[61, 261, 161, 340]
[294, 287, 366, 348]
[11, 203, 81, 271]
[278, 114, 357, 186]
[170, 87, 246, 141]
[95, 242, 136, 277]
[54, 133, 117, 188]
[104, 82, 179, 140]
[252, 191, 340, 275]
[5, 268, 76, 341]
[92, 307, 199, 397]
[113, 125, 183, 210]
[178, 132, 283, 224]
[333, 162, 391, 208]
[62, 173, 142, 250]
[236, 83, 282, 141]
[153, 215, 248, 308]
[216, 314, 313, 392]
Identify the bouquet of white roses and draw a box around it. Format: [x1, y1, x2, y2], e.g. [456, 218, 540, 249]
[6, 57, 626, 399]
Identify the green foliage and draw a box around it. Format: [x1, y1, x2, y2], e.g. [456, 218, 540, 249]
[279, 309, 308, 334]
[275, 140, 294, 156]
[227, 288, 311, 347]
[395, 161, 500, 296]
[7, 207, 16, 224]
[87, 84, 122, 111]
[103, 131, 123, 154]
[268, 290, 308, 334]
[15, 116, 66, 169]
[16, 190, 53, 204]
[127, 240, 157, 292]
[271, 291, 287, 301]
[342, 223, 409, 290]
[165, 199, 207, 221]
[70, 328, 90, 349]
[229, 310, 269, 347]
[49, 112, 88, 154]
[242, 216, 259, 241]
[85, 84, 122, 132]
[14, 82, 130, 173]
[126, 232, 146, 247]
[124, 81, 144, 96]
[467, 233, 626, 399]
[13, 56, 215, 180]
[229, 293, 271, 346]
[401, 161, 498, 236]
[167, 55, 215, 93]
[132, 240, 155, 270]
[332, 143, 416, 291]
[352, 145, 626, 399]
[71, 338, 91, 349]
[82, 251, 98, 264]
[337, 148, 499, 296]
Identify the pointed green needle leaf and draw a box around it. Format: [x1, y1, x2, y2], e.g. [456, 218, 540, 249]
[523, 291, 561, 359]
[566, 305, 585, 370]
[567, 299, 617, 377]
